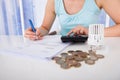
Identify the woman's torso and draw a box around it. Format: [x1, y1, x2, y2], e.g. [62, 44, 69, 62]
[55, 0, 101, 35]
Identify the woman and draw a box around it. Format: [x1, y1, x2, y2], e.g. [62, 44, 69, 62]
[25, 0, 120, 40]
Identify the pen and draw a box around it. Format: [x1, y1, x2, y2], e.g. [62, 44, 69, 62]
[29, 19, 36, 32]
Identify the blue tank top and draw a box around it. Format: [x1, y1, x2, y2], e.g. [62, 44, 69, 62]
[55, 0, 101, 36]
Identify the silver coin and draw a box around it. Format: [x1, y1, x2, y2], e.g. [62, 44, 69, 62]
[61, 63, 71, 69]
[89, 55, 98, 61]
[52, 56, 61, 61]
[53, 49, 105, 69]
[96, 54, 104, 59]
[61, 53, 68, 58]
[85, 59, 95, 65]
[56, 59, 65, 65]
[88, 50, 96, 56]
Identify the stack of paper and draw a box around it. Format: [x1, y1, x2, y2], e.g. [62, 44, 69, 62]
[0, 35, 70, 60]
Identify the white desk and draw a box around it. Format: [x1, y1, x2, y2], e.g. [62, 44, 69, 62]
[0, 36, 120, 80]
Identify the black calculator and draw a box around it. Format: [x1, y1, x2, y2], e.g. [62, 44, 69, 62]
[61, 35, 88, 43]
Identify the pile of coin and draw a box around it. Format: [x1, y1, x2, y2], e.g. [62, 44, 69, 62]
[52, 50, 104, 69]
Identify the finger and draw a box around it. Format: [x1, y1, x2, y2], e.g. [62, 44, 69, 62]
[26, 27, 32, 31]
[25, 31, 36, 35]
[25, 28, 36, 35]
[72, 30, 78, 36]
[76, 30, 80, 35]
[24, 35, 36, 39]
[28, 35, 42, 41]
[37, 36, 43, 40]
[67, 30, 74, 36]
[36, 28, 41, 36]
[25, 27, 33, 33]
[29, 37, 35, 41]
[84, 29, 88, 35]
[80, 30, 83, 34]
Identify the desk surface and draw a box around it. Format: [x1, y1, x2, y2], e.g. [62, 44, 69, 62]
[0, 36, 120, 80]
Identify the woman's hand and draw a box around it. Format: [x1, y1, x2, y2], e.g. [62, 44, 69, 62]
[67, 25, 88, 36]
[24, 28, 43, 40]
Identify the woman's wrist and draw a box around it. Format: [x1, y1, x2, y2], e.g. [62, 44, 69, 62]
[39, 26, 49, 36]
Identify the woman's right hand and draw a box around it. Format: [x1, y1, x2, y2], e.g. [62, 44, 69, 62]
[67, 25, 88, 36]
[24, 27, 43, 41]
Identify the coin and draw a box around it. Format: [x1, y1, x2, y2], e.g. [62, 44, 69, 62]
[69, 60, 78, 66]
[75, 50, 83, 52]
[61, 53, 68, 58]
[52, 49, 105, 69]
[61, 62, 71, 69]
[66, 55, 74, 61]
[89, 55, 98, 61]
[56, 59, 65, 64]
[88, 50, 96, 56]
[71, 51, 78, 55]
[72, 60, 78, 66]
[79, 53, 87, 58]
[85, 59, 95, 65]
[74, 56, 84, 62]
[68, 50, 74, 53]
[74, 63, 81, 68]
[52, 56, 61, 61]
[96, 54, 104, 59]
[73, 53, 79, 57]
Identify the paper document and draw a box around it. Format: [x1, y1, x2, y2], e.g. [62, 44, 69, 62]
[0, 35, 70, 60]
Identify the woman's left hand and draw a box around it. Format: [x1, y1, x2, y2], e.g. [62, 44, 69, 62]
[67, 25, 88, 36]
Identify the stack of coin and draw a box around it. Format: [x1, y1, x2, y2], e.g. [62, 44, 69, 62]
[52, 50, 104, 69]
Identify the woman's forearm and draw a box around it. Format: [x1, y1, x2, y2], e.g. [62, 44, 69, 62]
[104, 24, 120, 37]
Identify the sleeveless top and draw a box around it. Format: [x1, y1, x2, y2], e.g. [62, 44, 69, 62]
[55, 0, 101, 35]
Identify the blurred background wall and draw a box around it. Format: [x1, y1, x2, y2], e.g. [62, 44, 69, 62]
[0, 0, 115, 35]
